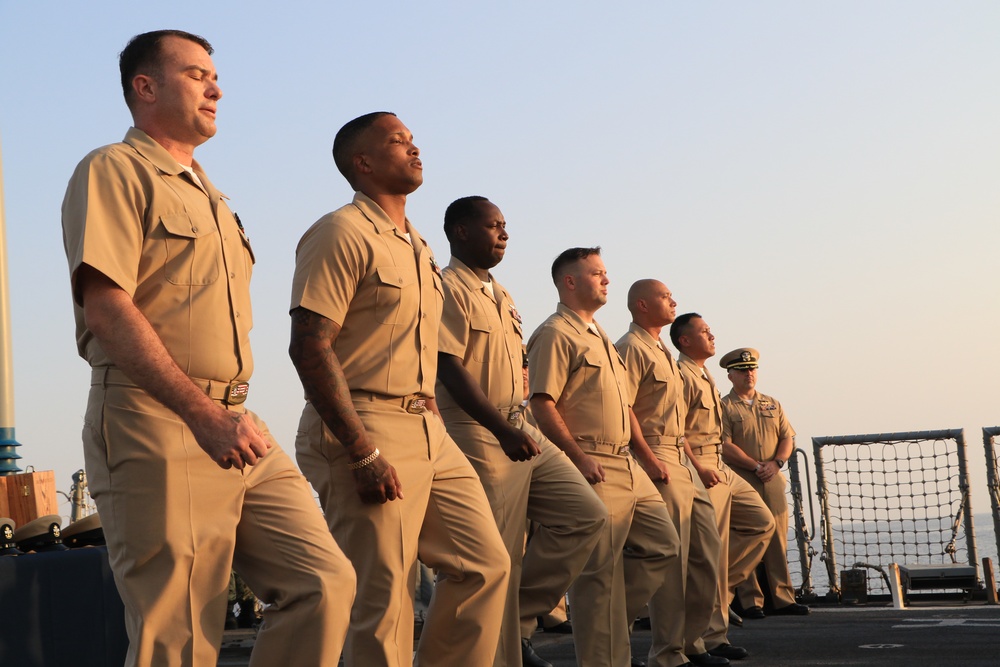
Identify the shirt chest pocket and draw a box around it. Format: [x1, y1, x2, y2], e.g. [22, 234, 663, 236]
[579, 351, 607, 393]
[651, 365, 670, 386]
[374, 266, 416, 324]
[159, 213, 220, 286]
[469, 316, 493, 363]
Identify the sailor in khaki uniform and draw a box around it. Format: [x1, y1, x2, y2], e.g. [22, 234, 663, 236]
[719, 348, 810, 617]
[615, 281, 735, 667]
[527, 248, 679, 667]
[671, 314, 774, 662]
[61, 30, 355, 667]
[436, 197, 606, 667]
[290, 113, 509, 667]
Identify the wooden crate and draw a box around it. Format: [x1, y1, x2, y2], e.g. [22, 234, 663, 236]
[0, 476, 8, 518]
[5, 470, 58, 527]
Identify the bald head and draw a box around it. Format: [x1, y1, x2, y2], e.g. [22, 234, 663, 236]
[627, 279, 665, 316]
[628, 279, 676, 330]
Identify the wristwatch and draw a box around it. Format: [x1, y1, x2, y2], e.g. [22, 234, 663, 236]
[775, 458, 786, 469]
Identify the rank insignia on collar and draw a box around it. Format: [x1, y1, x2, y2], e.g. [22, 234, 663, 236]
[509, 304, 523, 324]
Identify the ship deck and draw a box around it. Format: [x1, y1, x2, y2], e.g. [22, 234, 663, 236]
[217, 600, 1000, 666]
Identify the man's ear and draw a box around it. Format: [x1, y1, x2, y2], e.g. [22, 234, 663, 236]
[132, 74, 156, 104]
[353, 152, 371, 176]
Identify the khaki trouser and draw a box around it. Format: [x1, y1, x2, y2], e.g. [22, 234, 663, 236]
[734, 470, 797, 609]
[297, 400, 510, 667]
[445, 414, 607, 667]
[644, 442, 722, 667]
[570, 445, 679, 667]
[85, 380, 356, 667]
[692, 448, 775, 649]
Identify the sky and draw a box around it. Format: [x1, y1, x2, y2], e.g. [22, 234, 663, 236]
[0, 1, 998, 550]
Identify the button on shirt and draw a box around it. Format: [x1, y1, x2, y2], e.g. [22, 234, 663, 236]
[62, 127, 254, 381]
[677, 354, 724, 449]
[290, 192, 444, 397]
[436, 258, 524, 415]
[527, 303, 630, 446]
[615, 323, 686, 440]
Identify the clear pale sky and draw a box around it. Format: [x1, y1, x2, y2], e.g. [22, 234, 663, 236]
[1, 2, 997, 538]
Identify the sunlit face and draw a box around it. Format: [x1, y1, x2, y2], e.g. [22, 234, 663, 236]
[460, 200, 509, 270]
[571, 254, 609, 309]
[682, 317, 716, 358]
[645, 282, 677, 326]
[148, 36, 222, 148]
[728, 367, 757, 393]
[358, 115, 423, 194]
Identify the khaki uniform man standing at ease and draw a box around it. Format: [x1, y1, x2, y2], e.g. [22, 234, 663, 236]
[671, 314, 774, 659]
[616, 281, 740, 667]
[61, 30, 355, 667]
[527, 247, 679, 667]
[719, 348, 810, 617]
[436, 196, 606, 667]
[289, 113, 509, 667]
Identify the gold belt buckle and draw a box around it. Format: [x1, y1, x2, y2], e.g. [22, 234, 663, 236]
[224, 382, 250, 405]
[507, 407, 523, 424]
[405, 396, 426, 414]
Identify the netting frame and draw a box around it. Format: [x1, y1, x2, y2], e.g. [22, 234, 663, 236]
[983, 426, 1000, 572]
[812, 429, 980, 597]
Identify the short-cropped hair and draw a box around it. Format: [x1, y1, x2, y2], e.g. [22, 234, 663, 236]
[120, 30, 213, 107]
[551, 247, 601, 285]
[443, 196, 490, 242]
[669, 312, 702, 349]
[332, 112, 396, 188]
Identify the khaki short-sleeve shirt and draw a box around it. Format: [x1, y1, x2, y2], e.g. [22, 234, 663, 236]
[615, 323, 686, 440]
[436, 258, 525, 415]
[677, 354, 724, 449]
[526, 303, 630, 446]
[721, 389, 796, 462]
[61, 128, 254, 381]
[290, 192, 444, 397]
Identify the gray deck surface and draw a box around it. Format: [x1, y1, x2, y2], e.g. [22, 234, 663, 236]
[218, 601, 1000, 666]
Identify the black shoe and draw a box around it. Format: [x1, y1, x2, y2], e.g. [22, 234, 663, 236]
[728, 606, 743, 627]
[631, 658, 646, 667]
[772, 602, 810, 615]
[742, 605, 766, 620]
[708, 643, 749, 660]
[689, 652, 729, 666]
[521, 638, 553, 667]
[542, 619, 573, 633]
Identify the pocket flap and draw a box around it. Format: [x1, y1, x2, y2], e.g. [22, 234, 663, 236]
[160, 213, 215, 239]
[375, 266, 415, 288]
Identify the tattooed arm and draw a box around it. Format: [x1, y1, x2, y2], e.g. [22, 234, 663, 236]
[289, 306, 403, 504]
